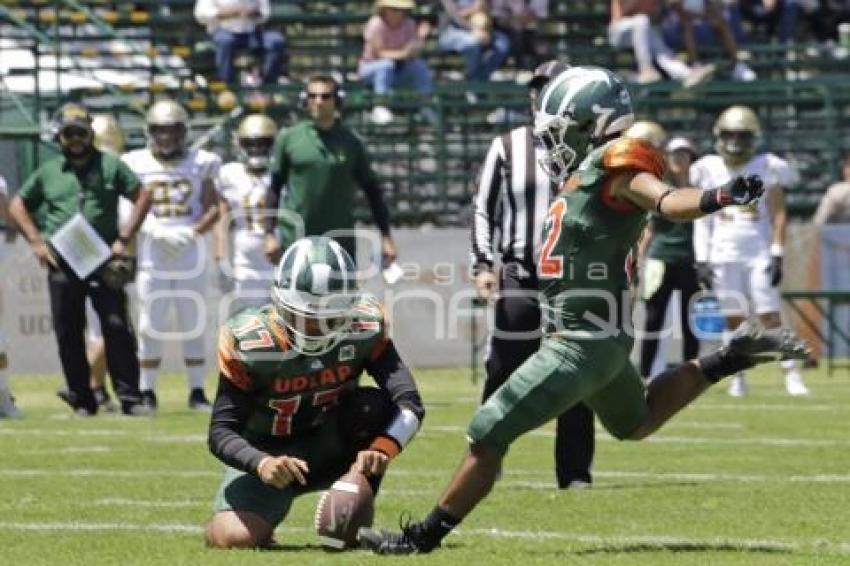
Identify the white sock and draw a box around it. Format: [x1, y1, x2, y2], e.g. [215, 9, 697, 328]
[781, 359, 798, 374]
[140, 367, 158, 392]
[187, 364, 206, 391]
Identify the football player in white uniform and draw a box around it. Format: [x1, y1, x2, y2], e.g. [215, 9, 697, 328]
[122, 100, 221, 412]
[0, 175, 22, 418]
[215, 114, 277, 315]
[692, 105, 809, 397]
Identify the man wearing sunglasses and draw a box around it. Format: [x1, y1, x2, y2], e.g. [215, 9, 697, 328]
[264, 75, 397, 271]
[9, 103, 153, 416]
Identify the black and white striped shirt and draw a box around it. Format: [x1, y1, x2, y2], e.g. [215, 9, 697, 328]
[471, 126, 555, 271]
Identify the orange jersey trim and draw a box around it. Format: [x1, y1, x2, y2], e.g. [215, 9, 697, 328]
[603, 137, 665, 177]
[600, 137, 665, 213]
[217, 327, 253, 391]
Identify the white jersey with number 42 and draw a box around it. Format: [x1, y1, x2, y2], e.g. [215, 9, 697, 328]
[122, 148, 221, 227]
[691, 153, 795, 263]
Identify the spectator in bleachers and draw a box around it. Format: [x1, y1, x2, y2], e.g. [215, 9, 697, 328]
[608, 0, 716, 87]
[732, 0, 797, 43]
[813, 153, 850, 225]
[438, 0, 511, 88]
[359, 0, 436, 125]
[736, 0, 831, 43]
[194, 0, 287, 85]
[667, 0, 756, 81]
[490, 0, 549, 69]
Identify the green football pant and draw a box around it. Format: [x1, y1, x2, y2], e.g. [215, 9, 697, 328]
[468, 336, 648, 453]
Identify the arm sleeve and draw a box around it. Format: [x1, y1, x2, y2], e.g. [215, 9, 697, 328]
[265, 132, 289, 234]
[365, 339, 425, 423]
[470, 135, 505, 270]
[355, 139, 392, 236]
[207, 376, 268, 474]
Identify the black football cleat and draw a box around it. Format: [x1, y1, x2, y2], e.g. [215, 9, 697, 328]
[188, 388, 212, 412]
[140, 389, 158, 412]
[358, 517, 436, 555]
[724, 320, 811, 364]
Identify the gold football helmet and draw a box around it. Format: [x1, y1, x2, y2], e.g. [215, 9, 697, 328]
[91, 114, 125, 154]
[624, 120, 667, 150]
[146, 99, 189, 160]
[235, 114, 277, 170]
[713, 105, 761, 166]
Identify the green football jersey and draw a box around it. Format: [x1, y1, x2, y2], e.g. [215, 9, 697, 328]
[538, 137, 664, 340]
[218, 293, 388, 445]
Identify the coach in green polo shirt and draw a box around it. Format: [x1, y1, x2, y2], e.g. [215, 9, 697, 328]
[263, 74, 397, 267]
[9, 102, 152, 416]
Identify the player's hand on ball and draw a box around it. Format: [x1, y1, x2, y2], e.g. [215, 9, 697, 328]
[353, 449, 389, 477]
[257, 455, 309, 489]
[723, 174, 764, 205]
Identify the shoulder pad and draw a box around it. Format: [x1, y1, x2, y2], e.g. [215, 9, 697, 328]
[603, 138, 665, 178]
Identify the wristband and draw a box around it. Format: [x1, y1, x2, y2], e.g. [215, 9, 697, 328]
[770, 243, 784, 257]
[698, 188, 723, 213]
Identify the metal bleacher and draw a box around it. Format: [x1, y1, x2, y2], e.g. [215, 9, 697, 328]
[2, 0, 850, 223]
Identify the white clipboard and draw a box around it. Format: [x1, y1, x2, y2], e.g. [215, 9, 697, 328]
[49, 212, 112, 279]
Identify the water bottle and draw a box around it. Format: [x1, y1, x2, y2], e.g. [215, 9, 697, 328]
[691, 295, 724, 340]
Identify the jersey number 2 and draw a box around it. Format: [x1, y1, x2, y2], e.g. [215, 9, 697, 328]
[538, 200, 566, 279]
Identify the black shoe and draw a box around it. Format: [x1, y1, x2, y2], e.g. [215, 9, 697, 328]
[121, 401, 154, 416]
[140, 389, 158, 412]
[93, 386, 118, 413]
[725, 321, 810, 364]
[358, 517, 433, 555]
[188, 388, 212, 412]
[57, 389, 97, 415]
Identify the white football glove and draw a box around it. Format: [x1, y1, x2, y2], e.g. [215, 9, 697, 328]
[150, 224, 195, 258]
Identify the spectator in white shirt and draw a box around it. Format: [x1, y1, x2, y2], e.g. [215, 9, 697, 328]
[194, 0, 286, 85]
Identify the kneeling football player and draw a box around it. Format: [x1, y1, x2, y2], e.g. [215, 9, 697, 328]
[205, 236, 424, 549]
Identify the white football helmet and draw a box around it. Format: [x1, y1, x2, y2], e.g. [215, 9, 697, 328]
[235, 114, 277, 170]
[146, 100, 189, 160]
[271, 237, 360, 356]
[713, 105, 761, 166]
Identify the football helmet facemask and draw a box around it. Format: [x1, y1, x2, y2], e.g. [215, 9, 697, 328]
[271, 237, 359, 356]
[235, 114, 276, 170]
[533, 66, 634, 183]
[713, 105, 761, 166]
[146, 100, 189, 160]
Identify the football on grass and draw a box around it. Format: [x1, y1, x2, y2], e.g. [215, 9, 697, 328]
[314, 469, 375, 549]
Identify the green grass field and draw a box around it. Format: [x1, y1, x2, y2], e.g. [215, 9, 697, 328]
[1, 366, 849, 565]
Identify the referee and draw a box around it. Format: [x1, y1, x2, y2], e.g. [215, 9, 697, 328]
[470, 60, 595, 489]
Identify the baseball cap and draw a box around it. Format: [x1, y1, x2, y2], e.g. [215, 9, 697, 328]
[528, 60, 571, 89]
[666, 136, 697, 156]
[54, 103, 93, 132]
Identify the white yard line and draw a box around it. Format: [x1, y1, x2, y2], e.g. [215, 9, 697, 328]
[0, 521, 846, 555]
[421, 425, 850, 447]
